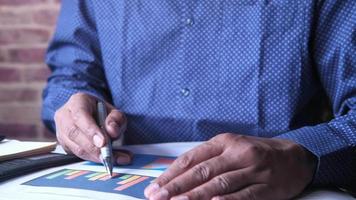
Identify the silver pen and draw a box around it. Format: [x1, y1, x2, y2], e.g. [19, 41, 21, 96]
[97, 101, 113, 177]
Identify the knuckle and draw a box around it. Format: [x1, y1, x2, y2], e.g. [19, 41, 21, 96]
[214, 175, 231, 194]
[156, 175, 170, 186]
[176, 155, 193, 169]
[192, 164, 211, 182]
[67, 125, 80, 141]
[71, 109, 85, 122]
[215, 133, 234, 141]
[168, 182, 183, 195]
[110, 110, 126, 125]
[234, 134, 248, 143]
[246, 144, 262, 156]
[191, 189, 206, 200]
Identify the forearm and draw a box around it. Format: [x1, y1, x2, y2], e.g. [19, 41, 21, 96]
[41, 0, 109, 132]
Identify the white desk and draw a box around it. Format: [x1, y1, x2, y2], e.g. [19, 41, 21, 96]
[0, 142, 354, 200]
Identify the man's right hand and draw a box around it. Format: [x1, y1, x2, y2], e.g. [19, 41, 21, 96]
[54, 93, 131, 165]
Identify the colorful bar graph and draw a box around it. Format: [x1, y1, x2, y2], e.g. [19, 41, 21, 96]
[65, 170, 89, 180]
[23, 168, 155, 199]
[114, 176, 149, 191]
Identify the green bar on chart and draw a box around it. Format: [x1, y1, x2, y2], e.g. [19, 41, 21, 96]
[45, 169, 73, 179]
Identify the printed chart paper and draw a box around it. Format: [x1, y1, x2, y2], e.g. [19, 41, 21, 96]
[21, 154, 177, 199]
[23, 169, 155, 199]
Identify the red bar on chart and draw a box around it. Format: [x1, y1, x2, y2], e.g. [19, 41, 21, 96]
[114, 176, 150, 191]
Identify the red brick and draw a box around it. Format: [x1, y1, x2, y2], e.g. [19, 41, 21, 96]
[0, 10, 32, 25]
[5, 48, 46, 63]
[33, 9, 59, 26]
[0, 105, 41, 123]
[0, 68, 21, 82]
[0, 88, 38, 102]
[0, 123, 37, 138]
[0, 0, 47, 6]
[0, 28, 51, 45]
[24, 67, 51, 82]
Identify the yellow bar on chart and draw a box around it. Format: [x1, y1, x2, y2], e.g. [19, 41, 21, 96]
[66, 170, 81, 176]
[88, 172, 108, 181]
[117, 175, 141, 185]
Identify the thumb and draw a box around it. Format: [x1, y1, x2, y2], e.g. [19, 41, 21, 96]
[105, 107, 127, 139]
[113, 150, 133, 165]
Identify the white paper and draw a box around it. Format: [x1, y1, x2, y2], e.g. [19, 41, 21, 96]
[0, 140, 56, 157]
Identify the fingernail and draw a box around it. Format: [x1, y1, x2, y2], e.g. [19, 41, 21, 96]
[171, 196, 189, 200]
[116, 155, 130, 165]
[150, 188, 169, 200]
[93, 134, 103, 147]
[144, 183, 160, 198]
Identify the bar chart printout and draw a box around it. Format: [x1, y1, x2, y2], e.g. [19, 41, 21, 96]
[23, 169, 155, 199]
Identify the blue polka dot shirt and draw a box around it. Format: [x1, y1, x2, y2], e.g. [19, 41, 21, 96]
[42, 0, 356, 186]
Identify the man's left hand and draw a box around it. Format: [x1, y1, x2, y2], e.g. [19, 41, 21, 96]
[144, 133, 317, 200]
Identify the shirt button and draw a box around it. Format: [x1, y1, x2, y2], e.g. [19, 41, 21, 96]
[180, 88, 190, 97]
[186, 18, 194, 26]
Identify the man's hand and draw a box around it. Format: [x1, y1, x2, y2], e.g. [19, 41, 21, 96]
[145, 133, 317, 200]
[54, 93, 131, 164]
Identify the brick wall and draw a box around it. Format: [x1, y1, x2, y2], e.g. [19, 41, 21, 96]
[0, 0, 60, 141]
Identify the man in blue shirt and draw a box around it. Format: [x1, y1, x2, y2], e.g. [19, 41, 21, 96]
[42, 0, 355, 199]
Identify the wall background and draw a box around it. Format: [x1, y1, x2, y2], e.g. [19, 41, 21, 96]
[0, 0, 60, 140]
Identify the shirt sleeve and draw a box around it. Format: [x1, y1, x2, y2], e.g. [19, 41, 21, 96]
[275, 0, 356, 187]
[42, 0, 110, 132]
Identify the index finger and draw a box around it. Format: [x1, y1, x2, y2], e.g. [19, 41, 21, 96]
[144, 141, 224, 197]
[68, 104, 105, 148]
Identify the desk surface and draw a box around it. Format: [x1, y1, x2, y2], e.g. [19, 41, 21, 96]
[0, 142, 354, 200]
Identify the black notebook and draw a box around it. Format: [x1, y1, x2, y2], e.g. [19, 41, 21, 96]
[0, 153, 81, 182]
